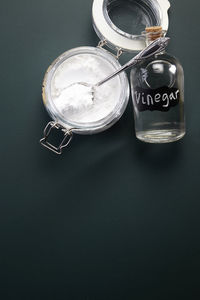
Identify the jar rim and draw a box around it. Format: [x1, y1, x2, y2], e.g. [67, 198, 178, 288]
[92, 0, 170, 52]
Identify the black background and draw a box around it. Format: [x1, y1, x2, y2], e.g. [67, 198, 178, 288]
[1, 0, 200, 299]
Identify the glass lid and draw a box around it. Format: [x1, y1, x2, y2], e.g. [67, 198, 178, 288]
[92, 0, 170, 52]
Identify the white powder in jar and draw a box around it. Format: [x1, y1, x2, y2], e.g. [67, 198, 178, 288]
[51, 54, 121, 123]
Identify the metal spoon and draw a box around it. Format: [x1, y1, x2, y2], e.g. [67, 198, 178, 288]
[67, 37, 170, 100]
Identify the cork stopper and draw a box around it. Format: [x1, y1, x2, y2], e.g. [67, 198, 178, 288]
[145, 26, 163, 41]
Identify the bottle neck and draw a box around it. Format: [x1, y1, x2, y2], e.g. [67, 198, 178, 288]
[145, 26, 164, 40]
[144, 26, 166, 47]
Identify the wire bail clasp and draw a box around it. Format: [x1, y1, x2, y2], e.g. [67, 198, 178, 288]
[97, 40, 123, 59]
[40, 122, 73, 155]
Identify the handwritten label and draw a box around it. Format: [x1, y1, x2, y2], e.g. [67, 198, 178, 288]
[133, 86, 180, 112]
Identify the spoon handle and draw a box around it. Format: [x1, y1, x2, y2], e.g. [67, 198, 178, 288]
[96, 37, 170, 87]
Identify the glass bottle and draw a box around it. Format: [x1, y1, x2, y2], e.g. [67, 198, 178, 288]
[130, 28, 185, 143]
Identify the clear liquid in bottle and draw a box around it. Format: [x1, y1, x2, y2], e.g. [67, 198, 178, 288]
[130, 28, 185, 143]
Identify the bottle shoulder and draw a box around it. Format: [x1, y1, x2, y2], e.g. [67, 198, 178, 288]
[131, 51, 184, 76]
[157, 52, 183, 66]
[130, 51, 184, 89]
[136, 52, 183, 68]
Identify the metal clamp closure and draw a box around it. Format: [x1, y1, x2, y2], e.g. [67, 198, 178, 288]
[97, 40, 123, 59]
[40, 122, 73, 155]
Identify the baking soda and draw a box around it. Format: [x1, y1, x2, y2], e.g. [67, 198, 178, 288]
[51, 54, 121, 123]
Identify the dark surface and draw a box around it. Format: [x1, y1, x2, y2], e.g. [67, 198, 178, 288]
[0, 0, 200, 299]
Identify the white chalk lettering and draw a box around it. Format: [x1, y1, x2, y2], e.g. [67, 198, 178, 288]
[134, 88, 179, 110]
[169, 92, 176, 100]
[162, 93, 169, 107]
[135, 91, 141, 104]
[175, 90, 179, 98]
[155, 93, 161, 102]
[147, 94, 153, 106]
[142, 93, 146, 105]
